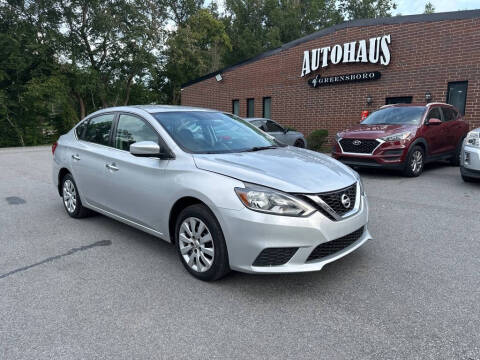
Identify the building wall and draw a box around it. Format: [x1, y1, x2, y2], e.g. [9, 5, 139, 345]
[181, 16, 480, 142]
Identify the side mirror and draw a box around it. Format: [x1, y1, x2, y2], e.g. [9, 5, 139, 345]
[130, 141, 170, 159]
[283, 128, 288, 134]
[427, 118, 442, 125]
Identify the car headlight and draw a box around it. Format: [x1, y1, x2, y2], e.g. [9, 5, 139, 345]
[352, 171, 365, 196]
[381, 131, 412, 142]
[465, 131, 480, 148]
[235, 184, 316, 217]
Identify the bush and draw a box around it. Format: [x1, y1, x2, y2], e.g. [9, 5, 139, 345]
[307, 129, 329, 152]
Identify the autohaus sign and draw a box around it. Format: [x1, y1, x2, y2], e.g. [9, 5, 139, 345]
[301, 34, 391, 77]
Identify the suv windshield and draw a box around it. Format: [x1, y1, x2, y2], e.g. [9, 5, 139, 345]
[153, 111, 284, 154]
[362, 106, 426, 125]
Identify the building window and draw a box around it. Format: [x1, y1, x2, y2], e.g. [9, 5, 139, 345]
[447, 81, 468, 115]
[263, 97, 271, 118]
[247, 98, 255, 118]
[385, 96, 412, 105]
[232, 99, 239, 115]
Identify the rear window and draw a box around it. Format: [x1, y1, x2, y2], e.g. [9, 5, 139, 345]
[362, 106, 426, 125]
[83, 114, 115, 146]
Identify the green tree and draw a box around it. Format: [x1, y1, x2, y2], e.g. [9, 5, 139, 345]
[338, 0, 397, 19]
[424, 2, 435, 14]
[164, 9, 232, 104]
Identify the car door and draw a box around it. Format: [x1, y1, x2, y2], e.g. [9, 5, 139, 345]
[265, 120, 289, 144]
[70, 113, 116, 208]
[101, 113, 171, 231]
[422, 106, 447, 156]
[441, 107, 462, 152]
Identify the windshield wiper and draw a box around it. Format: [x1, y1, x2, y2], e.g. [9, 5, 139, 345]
[243, 145, 278, 152]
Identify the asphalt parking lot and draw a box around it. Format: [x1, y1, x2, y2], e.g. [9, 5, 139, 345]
[1, 146, 479, 360]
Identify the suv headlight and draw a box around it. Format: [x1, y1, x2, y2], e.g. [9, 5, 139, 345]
[235, 184, 316, 217]
[381, 131, 412, 142]
[465, 131, 480, 148]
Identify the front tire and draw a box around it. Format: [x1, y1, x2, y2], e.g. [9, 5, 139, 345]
[403, 146, 425, 177]
[175, 204, 230, 281]
[61, 173, 91, 218]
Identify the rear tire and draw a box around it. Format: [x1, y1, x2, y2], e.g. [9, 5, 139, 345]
[61, 173, 92, 218]
[294, 139, 305, 148]
[175, 204, 230, 281]
[403, 146, 425, 177]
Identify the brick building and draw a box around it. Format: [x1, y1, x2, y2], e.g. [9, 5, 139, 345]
[181, 10, 480, 141]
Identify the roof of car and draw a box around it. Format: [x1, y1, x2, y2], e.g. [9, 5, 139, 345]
[380, 102, 454, 109]
[245, 118, 269, 121]
[131, 105, 218, 113]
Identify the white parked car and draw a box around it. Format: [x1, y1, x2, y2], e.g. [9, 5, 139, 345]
[461, 128, 480, 182]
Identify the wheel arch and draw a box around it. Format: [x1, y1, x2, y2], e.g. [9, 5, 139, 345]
[169, 196, 209, 244]
[410, 138, 428, 155]
[57, 168, 71, 196]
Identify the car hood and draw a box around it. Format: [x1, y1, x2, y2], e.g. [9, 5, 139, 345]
[193, 147, 356, 193]
[338, 124, 418, 139]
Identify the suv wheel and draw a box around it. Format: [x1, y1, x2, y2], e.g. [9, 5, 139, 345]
[403, 146, 424, 177]
[61, 173, 91, 218]
[175, 204, 230, 281]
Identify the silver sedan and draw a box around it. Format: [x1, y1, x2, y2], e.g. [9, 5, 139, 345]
[461, 128, 480, 182]
[52, 106, 371, 281]
[245, 118, 307, 148]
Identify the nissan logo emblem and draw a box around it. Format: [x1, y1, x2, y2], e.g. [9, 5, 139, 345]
[341, 194, 351, 209]
[352, 140, 362, 146]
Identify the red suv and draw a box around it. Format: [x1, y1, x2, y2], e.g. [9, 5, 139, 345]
[332, 103, 469, 177]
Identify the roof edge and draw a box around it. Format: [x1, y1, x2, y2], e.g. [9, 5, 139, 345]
[181, 9, 480, 89]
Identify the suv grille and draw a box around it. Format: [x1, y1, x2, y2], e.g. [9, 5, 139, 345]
[252, 247, 298, 266]
[307, 227, 365, 262]
[340, 138, 379, 154]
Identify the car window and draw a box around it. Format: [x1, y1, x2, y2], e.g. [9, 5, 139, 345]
[153, 111, 283, 154]
[251, 120, 267, 131]
[83, 114, 115, 146]
[265, 120, 283, 132]
[442, 108, 457, 122]
[75, 120, 88, 140]
[361, 106, 426, 125]
[426, 107, 443, 122]
[114, 114, 159, 151]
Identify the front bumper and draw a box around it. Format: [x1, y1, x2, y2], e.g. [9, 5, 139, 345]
[332, 140, 408, 169]
[461, 144, 480, 178]
[217, 194, 370, 274]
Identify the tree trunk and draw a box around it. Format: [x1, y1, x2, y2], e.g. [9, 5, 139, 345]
[124, 74, 134, 106]
[75, 93, 86, 120]
[5, 113, 25, 147]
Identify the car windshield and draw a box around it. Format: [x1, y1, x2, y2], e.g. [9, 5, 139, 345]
[361, 106, 426, 125]
[153, 111, 284, 154]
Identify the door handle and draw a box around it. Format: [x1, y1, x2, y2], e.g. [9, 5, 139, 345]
[106, 163, 119, 171]
[72, 154, 80, 161]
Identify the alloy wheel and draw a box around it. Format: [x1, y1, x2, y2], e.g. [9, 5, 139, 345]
[411, 150, 423, 174]
[178, 217, 215, 273]
[63, 179, 77, 213]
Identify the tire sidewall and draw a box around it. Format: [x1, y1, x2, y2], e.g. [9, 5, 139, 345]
[404, 146, 425, 177]
[174, 204, 229, 281]
[61, 174, 83, 217]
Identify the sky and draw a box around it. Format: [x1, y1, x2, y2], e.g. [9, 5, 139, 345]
[207, 0, 480, 16]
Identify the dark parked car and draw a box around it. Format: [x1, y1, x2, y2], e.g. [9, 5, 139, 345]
[332, 103, 469, 177]
[245, 118, 307, 148]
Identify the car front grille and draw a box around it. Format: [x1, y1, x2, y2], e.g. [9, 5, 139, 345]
[252, 247, 298, 266]
[340, 138, 379, 154]
[297, 183, 357, 221]
[307, 227, 365, 262]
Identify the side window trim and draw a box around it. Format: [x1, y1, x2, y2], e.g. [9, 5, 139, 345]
[114, 111, 174, 158]
[79, 112, 117, 147]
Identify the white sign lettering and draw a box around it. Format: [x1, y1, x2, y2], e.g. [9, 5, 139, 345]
[301, 34, 391, 77]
